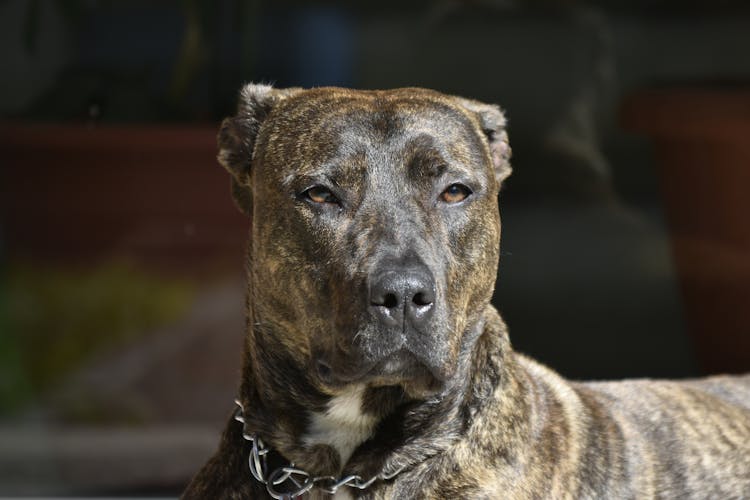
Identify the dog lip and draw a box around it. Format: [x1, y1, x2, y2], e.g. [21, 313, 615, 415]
[320, 347, 443, 387]
[315, 359, 335, 383]
[314, 355, 377, 385]
[375, 349, 418, 374]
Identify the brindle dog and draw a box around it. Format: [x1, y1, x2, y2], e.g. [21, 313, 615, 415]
[183, 85, 750, 499]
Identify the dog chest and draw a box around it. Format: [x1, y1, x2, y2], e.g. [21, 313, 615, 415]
[303, 385, 378, 467]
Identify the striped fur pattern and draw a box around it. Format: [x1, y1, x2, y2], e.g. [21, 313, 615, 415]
[183, 85, 750, 499]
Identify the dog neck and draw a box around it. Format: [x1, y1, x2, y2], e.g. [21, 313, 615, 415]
[236, 304, 521, 482]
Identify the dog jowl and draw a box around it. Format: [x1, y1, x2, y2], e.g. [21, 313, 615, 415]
[183, 85, 750, 500]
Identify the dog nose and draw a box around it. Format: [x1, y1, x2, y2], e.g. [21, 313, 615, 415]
[369, 264, 435, 330]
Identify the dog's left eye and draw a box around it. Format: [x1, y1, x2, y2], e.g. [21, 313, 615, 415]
[303, 186, 340, 205]
[440, 183, 472, 204]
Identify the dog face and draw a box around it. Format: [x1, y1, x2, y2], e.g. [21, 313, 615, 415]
[219, 85, 511, 397]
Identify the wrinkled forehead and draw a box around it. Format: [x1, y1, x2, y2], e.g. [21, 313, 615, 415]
[258, 93, 488, 177]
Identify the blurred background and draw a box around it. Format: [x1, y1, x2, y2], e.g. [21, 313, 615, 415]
[1, 0, 749, 496]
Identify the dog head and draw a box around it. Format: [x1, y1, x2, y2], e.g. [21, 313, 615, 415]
[219, 85, 511, 397]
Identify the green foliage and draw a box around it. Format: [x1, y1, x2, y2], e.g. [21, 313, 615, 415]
[0, 261, 194, 415]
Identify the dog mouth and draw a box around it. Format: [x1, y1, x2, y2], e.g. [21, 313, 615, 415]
[315, 348, 447, 393]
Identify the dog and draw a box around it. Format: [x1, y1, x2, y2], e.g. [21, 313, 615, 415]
[182, 84, 750, 499]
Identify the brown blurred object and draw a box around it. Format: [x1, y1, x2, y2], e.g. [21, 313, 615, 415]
[0, 123, 248, 275]
[622, 87, 750, 374]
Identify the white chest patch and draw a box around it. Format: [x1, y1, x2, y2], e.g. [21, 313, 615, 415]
[303, 385, 378, 467]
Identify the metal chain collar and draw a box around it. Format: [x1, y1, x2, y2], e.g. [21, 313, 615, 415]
[233, 399, 403, 499]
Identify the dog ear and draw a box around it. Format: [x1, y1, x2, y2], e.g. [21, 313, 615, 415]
[217, 83, 301, 215]
[456, 98, 512, 187]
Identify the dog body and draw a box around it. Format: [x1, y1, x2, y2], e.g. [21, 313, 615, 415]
[183, 85, 750, 499]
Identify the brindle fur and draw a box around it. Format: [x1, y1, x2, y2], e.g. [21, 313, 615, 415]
[183, 85, 750, 499]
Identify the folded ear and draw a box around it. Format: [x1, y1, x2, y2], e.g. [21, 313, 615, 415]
[455, 98, 512, 187]
[217, 83, 301, 215]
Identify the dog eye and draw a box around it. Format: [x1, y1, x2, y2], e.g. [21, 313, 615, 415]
[440, 183, 472, 204]
[303, 186, 340, 205]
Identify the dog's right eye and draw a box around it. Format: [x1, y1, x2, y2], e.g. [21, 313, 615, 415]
[303, 186, 340, 205]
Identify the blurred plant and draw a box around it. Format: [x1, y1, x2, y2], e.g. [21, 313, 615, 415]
[0, 261, 194, 415]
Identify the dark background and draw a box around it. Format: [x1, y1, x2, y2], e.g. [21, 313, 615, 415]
[1, 0, 749, 495]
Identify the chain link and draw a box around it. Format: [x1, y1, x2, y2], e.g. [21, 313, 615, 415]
[234, 399, 403, 498]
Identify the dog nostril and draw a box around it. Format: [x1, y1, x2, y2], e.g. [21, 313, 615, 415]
[382, 293, 399, 309]
[412, 292, 433, 307]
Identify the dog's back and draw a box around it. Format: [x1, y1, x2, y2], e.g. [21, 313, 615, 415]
[572, 371, 750, 497]
[512, 356, 750, 498]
